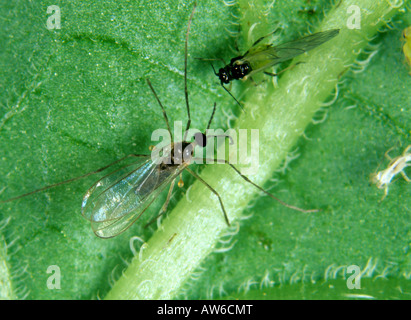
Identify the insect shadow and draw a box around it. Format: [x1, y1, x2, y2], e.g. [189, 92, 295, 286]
[198, 28, 340, 108]
[1, 4, 318, 238]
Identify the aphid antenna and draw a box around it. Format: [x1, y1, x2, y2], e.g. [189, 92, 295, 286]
[220, 83, 244, 111]
[209, 62, 218, 76]
[195, 60, 243, 110]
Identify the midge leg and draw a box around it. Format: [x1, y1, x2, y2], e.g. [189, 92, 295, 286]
[144, 178, 176, 228]
[0, 153, 149, 203]
[185, 167, 231, 226]
[192, 157, 319, 213]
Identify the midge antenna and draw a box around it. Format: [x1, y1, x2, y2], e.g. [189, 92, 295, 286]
[183, 2, 197, 140]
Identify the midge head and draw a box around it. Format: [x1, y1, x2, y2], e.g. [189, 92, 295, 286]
[147, 79, 231, 168]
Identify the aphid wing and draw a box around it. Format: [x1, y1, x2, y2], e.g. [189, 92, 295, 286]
[272, 29, 339, 58]
[237, 49, 282, 75]
[242, 29, 340, 76]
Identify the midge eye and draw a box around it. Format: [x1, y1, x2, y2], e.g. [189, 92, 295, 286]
[194, 132, 207, 147]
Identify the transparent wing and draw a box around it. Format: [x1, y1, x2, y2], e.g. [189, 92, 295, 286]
[82, 157, 182, 238]
[238, 29, 340, 76]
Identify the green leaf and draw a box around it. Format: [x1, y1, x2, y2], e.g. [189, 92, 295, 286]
[0, 0, 409, 300]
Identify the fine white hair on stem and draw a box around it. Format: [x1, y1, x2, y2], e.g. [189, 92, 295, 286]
[129, 236, 145, 257]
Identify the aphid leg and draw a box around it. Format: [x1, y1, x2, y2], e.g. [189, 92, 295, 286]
[248, 76, 265, 87]
[0, 154, 148, 203]
[185, 167, 231, 226]
[243, 29, 280, 56]
[193, 157, 319, 213]
[144, 178, 176, 228]
[263, 62, 305, 78]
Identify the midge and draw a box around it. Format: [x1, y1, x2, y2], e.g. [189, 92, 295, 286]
[1, 4, 318, 238]
[200, 28, 339, 106]
[371, 145, 411, 201]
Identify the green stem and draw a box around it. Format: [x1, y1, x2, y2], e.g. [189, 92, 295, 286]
[0, 232, 15, 299]
[105, 0, 403, 300]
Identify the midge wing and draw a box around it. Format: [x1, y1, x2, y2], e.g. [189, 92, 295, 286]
[82, 158, 182, 238]
[238, 29, 340, 76]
